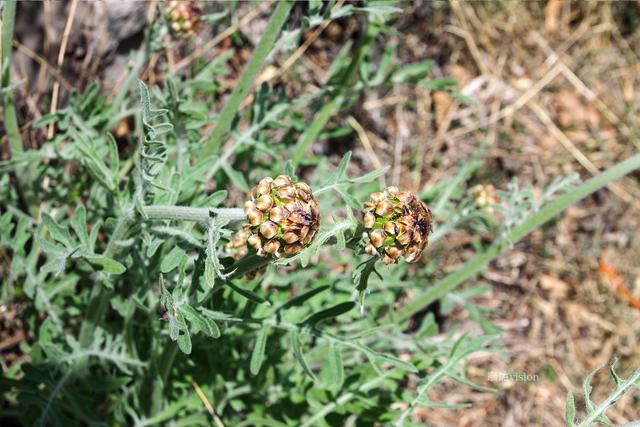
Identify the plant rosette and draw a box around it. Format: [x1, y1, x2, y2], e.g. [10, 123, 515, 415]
[362, 186, 432, 265]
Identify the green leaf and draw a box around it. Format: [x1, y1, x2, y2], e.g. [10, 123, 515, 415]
[177, 331, 192, 354]
[302, 301, 356, 327]
[106, 132, 120, 175]
[291, 330, 316, 381]
[565, 392, 576, 426]
[328, 342, 344, 388]
[35, 232, 67, 256]
[583, 363, 604, 412]
[373, 352, 418, 373]
[250, 324, 269, 376]
[350, 166, 389, 183]
[334, 151, 352, 183]
[336, 186, 362, 210]
[70, 205, 89, 248]
[226, 281, 270, 306]
[201, 316, 221, 338]
[222, 164, 249, 192]
[41, 256, 66, 276]
[204, 255, 217, 288]
[42, 214, 73, 248]
[86, 255, 126, 275]
[278, 285, 330, 311]
[417, 312, 438, 338]
[161, 246, 187, 273]
[199, 190, 228, 207]
[284, 160, 297, 181]
[391, 60, 433, 83]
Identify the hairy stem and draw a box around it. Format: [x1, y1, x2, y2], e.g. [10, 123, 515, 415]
[389, 151, 640, 322]
[576, 369, 640, 427]
[78, 205, 136, 348]
[200, 0, 293, 158]
[143, 205, 246, 223]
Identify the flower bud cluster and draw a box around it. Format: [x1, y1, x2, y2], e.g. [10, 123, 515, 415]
[227, 175, 320, 260]
[470, 184, 499, 214]
[166, 1, 202, 36]
[362, 187, 432, 265]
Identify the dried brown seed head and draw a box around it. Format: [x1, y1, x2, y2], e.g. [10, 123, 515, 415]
[248, 234, 262, 249]
[235, 175, 320, 259]
[375, 200, 394, 217]
[260, 221, 278, 239]
[166, 1, 202, 37]
[263, 240, 281, 258]
[246, 207, 263, 227]
[364, 212, 376, 229]
[282, 231, 299, 244]
[269, 206, 288, 223]
[361, 186, 432, 264]
[369, 229, 386, 248]
[255, 194, 274, 211]
[284, 243, 303, 255]
[273, 175, 291, 188]
[471, 184, 499, 213]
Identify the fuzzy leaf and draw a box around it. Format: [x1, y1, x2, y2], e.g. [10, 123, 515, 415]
[350, 166, 389, 183]
[334, 151, 352, 182]
[564, 392, 576, 427]
[86, 255, 126, 275]
[42, 214, 73, 249]
[328, 342, 344, 389]
[226, 282, 269, 306]
[278, 285, 330, 311]
[250, 324, 269, 376]
[302, 301, 355, 327]
[177, 331, 192, 354]
[161, 246, 186, 273]
[291, 330, 316, 381]
[70, 205, 89, 248]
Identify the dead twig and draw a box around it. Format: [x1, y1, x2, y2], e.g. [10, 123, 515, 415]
[47, 0, 79, 139]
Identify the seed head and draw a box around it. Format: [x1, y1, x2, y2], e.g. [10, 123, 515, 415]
[225, 228, 250, 260]
[231, 175, 320, 260]
[361, 187, 432, 265]
[165, 1, 202, 37]
[471, 184, 499, 214]
[363, 212, 376, 229]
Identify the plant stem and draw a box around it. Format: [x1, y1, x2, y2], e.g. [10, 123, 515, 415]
[576, 368, 640, 427]
[78, 205, 136, 348]
[1, 0, 20, 155]
[142, 205, 246, 222]
[199, 0, 293, 158]
[1, 0, 36, 215]
[290, 20, 377, 166]
[389, 151, 640, 322]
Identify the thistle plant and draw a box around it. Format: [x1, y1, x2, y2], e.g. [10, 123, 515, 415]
[362, 186, 433, 264]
